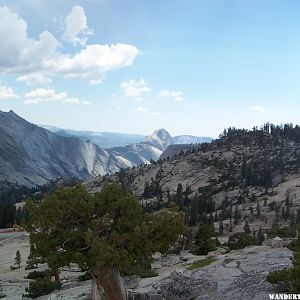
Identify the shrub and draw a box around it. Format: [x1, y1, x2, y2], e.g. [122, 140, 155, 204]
[23, 277, 59, 298]
[266, 226, 296, 238]
[122, 262, 158, 278]
[25, 269, 53, 280]
[193, 239, 216, 255]
[267, 239, 300, 293]
[78, 271, 92, 282]
[193, 224, 217, 255]
[267, 268, 291, 285]
[228, 232, 257, 250]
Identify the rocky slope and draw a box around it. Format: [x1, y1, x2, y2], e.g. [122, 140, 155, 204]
[0, 233, 292, 300]
[0, 110, 112, 188]
[160, 144, 200, 160]
[1, 111, 210, 190]
[85, 125, 300, 233]
[87, 128, 300, 196]
[0, 111, 161, 189]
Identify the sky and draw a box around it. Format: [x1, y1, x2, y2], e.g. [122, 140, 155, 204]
[0, 0, 300, 138]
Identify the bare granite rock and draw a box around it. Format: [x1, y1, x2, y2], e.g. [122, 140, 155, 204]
[124, 275, 141, 289]
[159, 270, 217, 300]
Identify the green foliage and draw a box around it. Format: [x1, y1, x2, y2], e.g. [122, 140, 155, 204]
[0, 202, 16, 228]
[0, 185, 35, 204]
[23, 277, 60, 298]
[26, 183, 185, 277]
[233, 206, 241, 225]
[267, 268, 292, 286]
[188, 193, 215, 226]
[0, 177, 79, 229]
[266, 226, 296, 238]
[26, 243, 38, 270]
[256, 226, 265, 245]
[267, 236, 300, 292]
[193, 224, 216, 255]
[25, 269, 53, 280]
[122, 262, 158, 278]
[243, 221, 251, 234]
[143, 178, 162, 200]
[15, 250, 21, 268]
[78, 271, 92, 282]
[228, 232, 257, 250]
[187, 258, 217, 270]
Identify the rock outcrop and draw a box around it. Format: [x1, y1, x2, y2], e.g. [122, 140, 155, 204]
[158, 270, 217, 300]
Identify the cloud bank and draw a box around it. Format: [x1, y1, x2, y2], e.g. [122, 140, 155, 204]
[0, 6, 139, 85]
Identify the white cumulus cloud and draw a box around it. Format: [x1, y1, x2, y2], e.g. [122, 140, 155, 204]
[121, 79, 151, 99]
[0, 6, 139, 85]
[16, 73, 53, 85]
[24, 88, 86, 105]
[64, 5, 93, 46]
[57, 44, 139, 84]
[0, 85, 19, 100]
[0, 6, 60, 74]
[158, 89, 184, 102]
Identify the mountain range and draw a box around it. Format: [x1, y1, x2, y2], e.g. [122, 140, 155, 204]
[42, 125, 213, 149]
[0, 110, 212, 189]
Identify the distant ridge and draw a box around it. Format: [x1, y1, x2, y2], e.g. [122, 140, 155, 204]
[0, 111, 212, 189]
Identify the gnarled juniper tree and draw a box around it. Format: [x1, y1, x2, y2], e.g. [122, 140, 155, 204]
[25, 183, 184, 300]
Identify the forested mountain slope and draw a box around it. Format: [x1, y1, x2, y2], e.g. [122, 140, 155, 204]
[85, 124, 300, 232]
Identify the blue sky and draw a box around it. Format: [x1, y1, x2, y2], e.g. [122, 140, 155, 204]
[0, 0, 300, 138]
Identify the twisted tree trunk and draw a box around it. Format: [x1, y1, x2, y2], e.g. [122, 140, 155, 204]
[91, 267, 127, 300]
[53, 268, 61, 287]
[91, 278, 104, 300]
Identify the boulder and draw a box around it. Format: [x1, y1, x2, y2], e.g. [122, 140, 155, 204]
[161, 254, 182, 267]
[159, 270, 217, 300]
[123, 275, 141, 289]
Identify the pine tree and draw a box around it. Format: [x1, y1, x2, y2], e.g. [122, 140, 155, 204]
[189, 196, 199, 226]
[244, 221, 251, 234]
[233, 205, 241, 225]
[219, 222, 224, 236]
[256, 202, 261, 217]
[257, 226, 265, 245]
[296, 209, 300, 225]
[26, 243, 37, 269]
[285, 194, 290, 207]
[15, 250, 21, 268]
[175, 183, 184, 210]
[194, 224, 216, 255]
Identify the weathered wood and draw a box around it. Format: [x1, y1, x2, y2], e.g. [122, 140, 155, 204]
[91, 278, 104, 300]
[92, 267, 127, 300]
